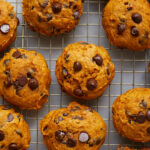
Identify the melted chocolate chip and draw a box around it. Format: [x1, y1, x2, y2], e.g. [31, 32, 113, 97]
[63, 67, 70, 78]
[139, 100, 147, 108]
[127, 6, 132, 11]
[9, 13, 14, 19]
[147, 127, 150, 134]
[65, 54, 70, 62]
[7, 113, 14, 122]
[73, 11, 80, 20]
[9, 143, 18, 150]
[4, 77, 12, 88]
[93, 54, 103, 66]
[55, 130, 66, 142]
[63, 113, 68, 116]
[131, 26, 139, 37]
[12, 51, 21, 59]
[79, 132, 89, 143]
[39, 0, 48, 8]
[67, 138, 77, 147]
[3, 59, 10, 66]
[46, 13, 53, 21]
[132, 13, 142, 24]
[73, 88, 83, 97]
[28, 78, 39, 90]
[56, 116, 63, 124]
[0, 24, 10, 34]
[146, 110, 150, 121]
[73, 61, 82, 72]
[96, 138, 101, 145]
[17, 75, 27, 87]
[52, 2, 62, 14]
[136, 112, 146, 124]
[43, 125, 48, 131]
[86, 78, 97, 91]
[106, 64, 110, 75]
[27, 72, 32, 79]
[118, 23, 126, 34]
[0, 131, 4, 141]
[15, 130, 23, 138]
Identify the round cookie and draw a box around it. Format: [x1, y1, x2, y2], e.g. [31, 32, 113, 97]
[0, 105, 30, 150]
[0, 0, 18, 52]
[22, 0, 83, 36]
[112, 87, 150, 142]
[102, 0, 150, 51]
[55, 41, 115, 100]
[0, 48, 51, 110]
[40, 101, 107, 150]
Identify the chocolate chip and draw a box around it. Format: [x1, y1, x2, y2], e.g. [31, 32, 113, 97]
[79, 132, 89, 143]
[73, 88, 83, 97]
[146, 110, 150, 121]
[96, 138, 101, 145]
[37, 15, 43, 22]
[93, 54, 103, 66]
[136, 112, 146, 124]
[9, 13, 14, 19]
[7, 113, 14, 122]
[63, 67, 70, 78]
[4, 77, 12, 88]
[72, 115, 83, 120]
[17, 75, 27, 87]
[132, 13, 142, 24]
[43, 125, 48, 131]
[86, 78, 97, 91]
[3, 59, 10, 65]
[9, 143, 18, 150]
[46, 13, 53, 21]
[131, 26, 139, 37]
[139, 30, 149, 45]
[63, 113, 68, 116]
[15, 130, 23, 138]
[0, 145, 4, 148]
[65, 54, 70, 62]
[67, 138, 77, 147]
[52, 2, 62, 14]
[85, 108, 93, 113]
[118, 23, 126, 34]
[124, 2, 128, 5]
[69, 2, 73, 8]
[12, 51, 21, 59]
[73, 61, 82, 72]
[56, 116, 63, 124]
[0, 131, 4, 141]
[106, 64, 110, 75]
[27, 72, 32, 79]
[139, 100, 147, 108]
[147, 127, 150, 134]
[39, 0, 48, 8]
[28, 78, 39, 90]
[55, 130, 66, 142]
[127, 7, 132, 11]
[0, 24, 10, 34]
[73, 11, 80, 20]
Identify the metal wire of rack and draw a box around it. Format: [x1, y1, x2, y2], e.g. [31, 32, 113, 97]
[0, 0, 150, 149]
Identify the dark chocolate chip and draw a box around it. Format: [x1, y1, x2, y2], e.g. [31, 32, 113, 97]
[39, 0, 48, 8]
[3, 59, 10, 66]
[17, 75, 28, 87]
[73, 61, 82, 72]
[106, 64, 110, 75]
[55, 130, 66, 142]
[7, 113, 14, 122]
[12, 51, 21, 59]
[124, 2, 128, 5]
[86, 78, 97, 91]
[0, 145, 4, 148]
[4, 70, 10, 76]
[52, 2, 62, 14]
[28, 78, 39, 90]
[67, 138, 77, 147]
[146, 110, 150, 121]
[46, 13, 53, 21]
[72, 115, 83, 120]
[69, 2, 73, 8]
[147, 127, 150, 134]
[37, 15, 43, 22]
[118, 23, 126, 34]
[131, 26, 139, 37]
[15, 130, 23, 138]
[9, 13, 14, 19]
[9, 143, 18, 150]
[127, 7, 132, 11]
[27, 72, 32, 78]
[93, 54, 103, 66]
[73, 88, 83, 97]
[73, 11, 80, 20]
[96, 138, 101, 145]
[43, 125, 48, 131]
[65, 54, 70, 62]
[0, 24, 10, 34]
[56, 116, 63, 124]
[139, 100, 147, 108]
[0, 131, 4, 141]
[132, 13, 142, 24]
[63, 113, 68, 116]
[136, 112, 146, 124]
[4, 77, 12, 88]
[79, 132, 89, 143]
[63, 67, 70, 78]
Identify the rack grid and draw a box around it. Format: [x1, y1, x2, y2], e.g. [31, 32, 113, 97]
[1, 0, 150, 149]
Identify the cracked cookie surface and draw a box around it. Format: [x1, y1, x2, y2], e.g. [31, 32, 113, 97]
[40, 101, 106, 150]
[113, 88, 150, 142]
[22, 0, 83, 36]
[55, 41, 115, 100]
[0, 48, 51, 110]
[102, 0, 150, 51]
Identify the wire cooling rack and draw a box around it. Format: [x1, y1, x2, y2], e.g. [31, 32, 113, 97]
[0, 0, 150, 150]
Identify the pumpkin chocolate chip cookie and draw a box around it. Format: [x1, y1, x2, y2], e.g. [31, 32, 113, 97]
[0, 0, 18, 52]
[0, 48, 51, 110]
[40, 101, 107, 150]
[0, 105, 30, 150]
[55, 42, 115, 100]
[102, 0, 150, 51]
[113, 87, 150, 142]
[22, 0, 83, 36]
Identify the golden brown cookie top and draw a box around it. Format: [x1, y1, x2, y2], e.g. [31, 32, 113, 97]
[0, 48, 51, 110]
[113, 87, 150, 142]
[0, 0, 18, 51]
[55, 42, 115, 100]
[102, 0, 150, 51]
[0, 105, 30, 150]
[22, 0, 83, 36]
[40, 101, 107, 150]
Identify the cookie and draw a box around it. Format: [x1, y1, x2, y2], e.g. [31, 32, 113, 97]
[117, 146, 150, 150]
[22, 0, 83, 36]
[102, 0, 150, 51]
[0, 0, 18, 52]
[40, 101, 106, 150]
[55, 41, 115, 100]
[0, 105, 30, 150]
[0, 48, 51, 110]
[112, 87, 150, 142]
